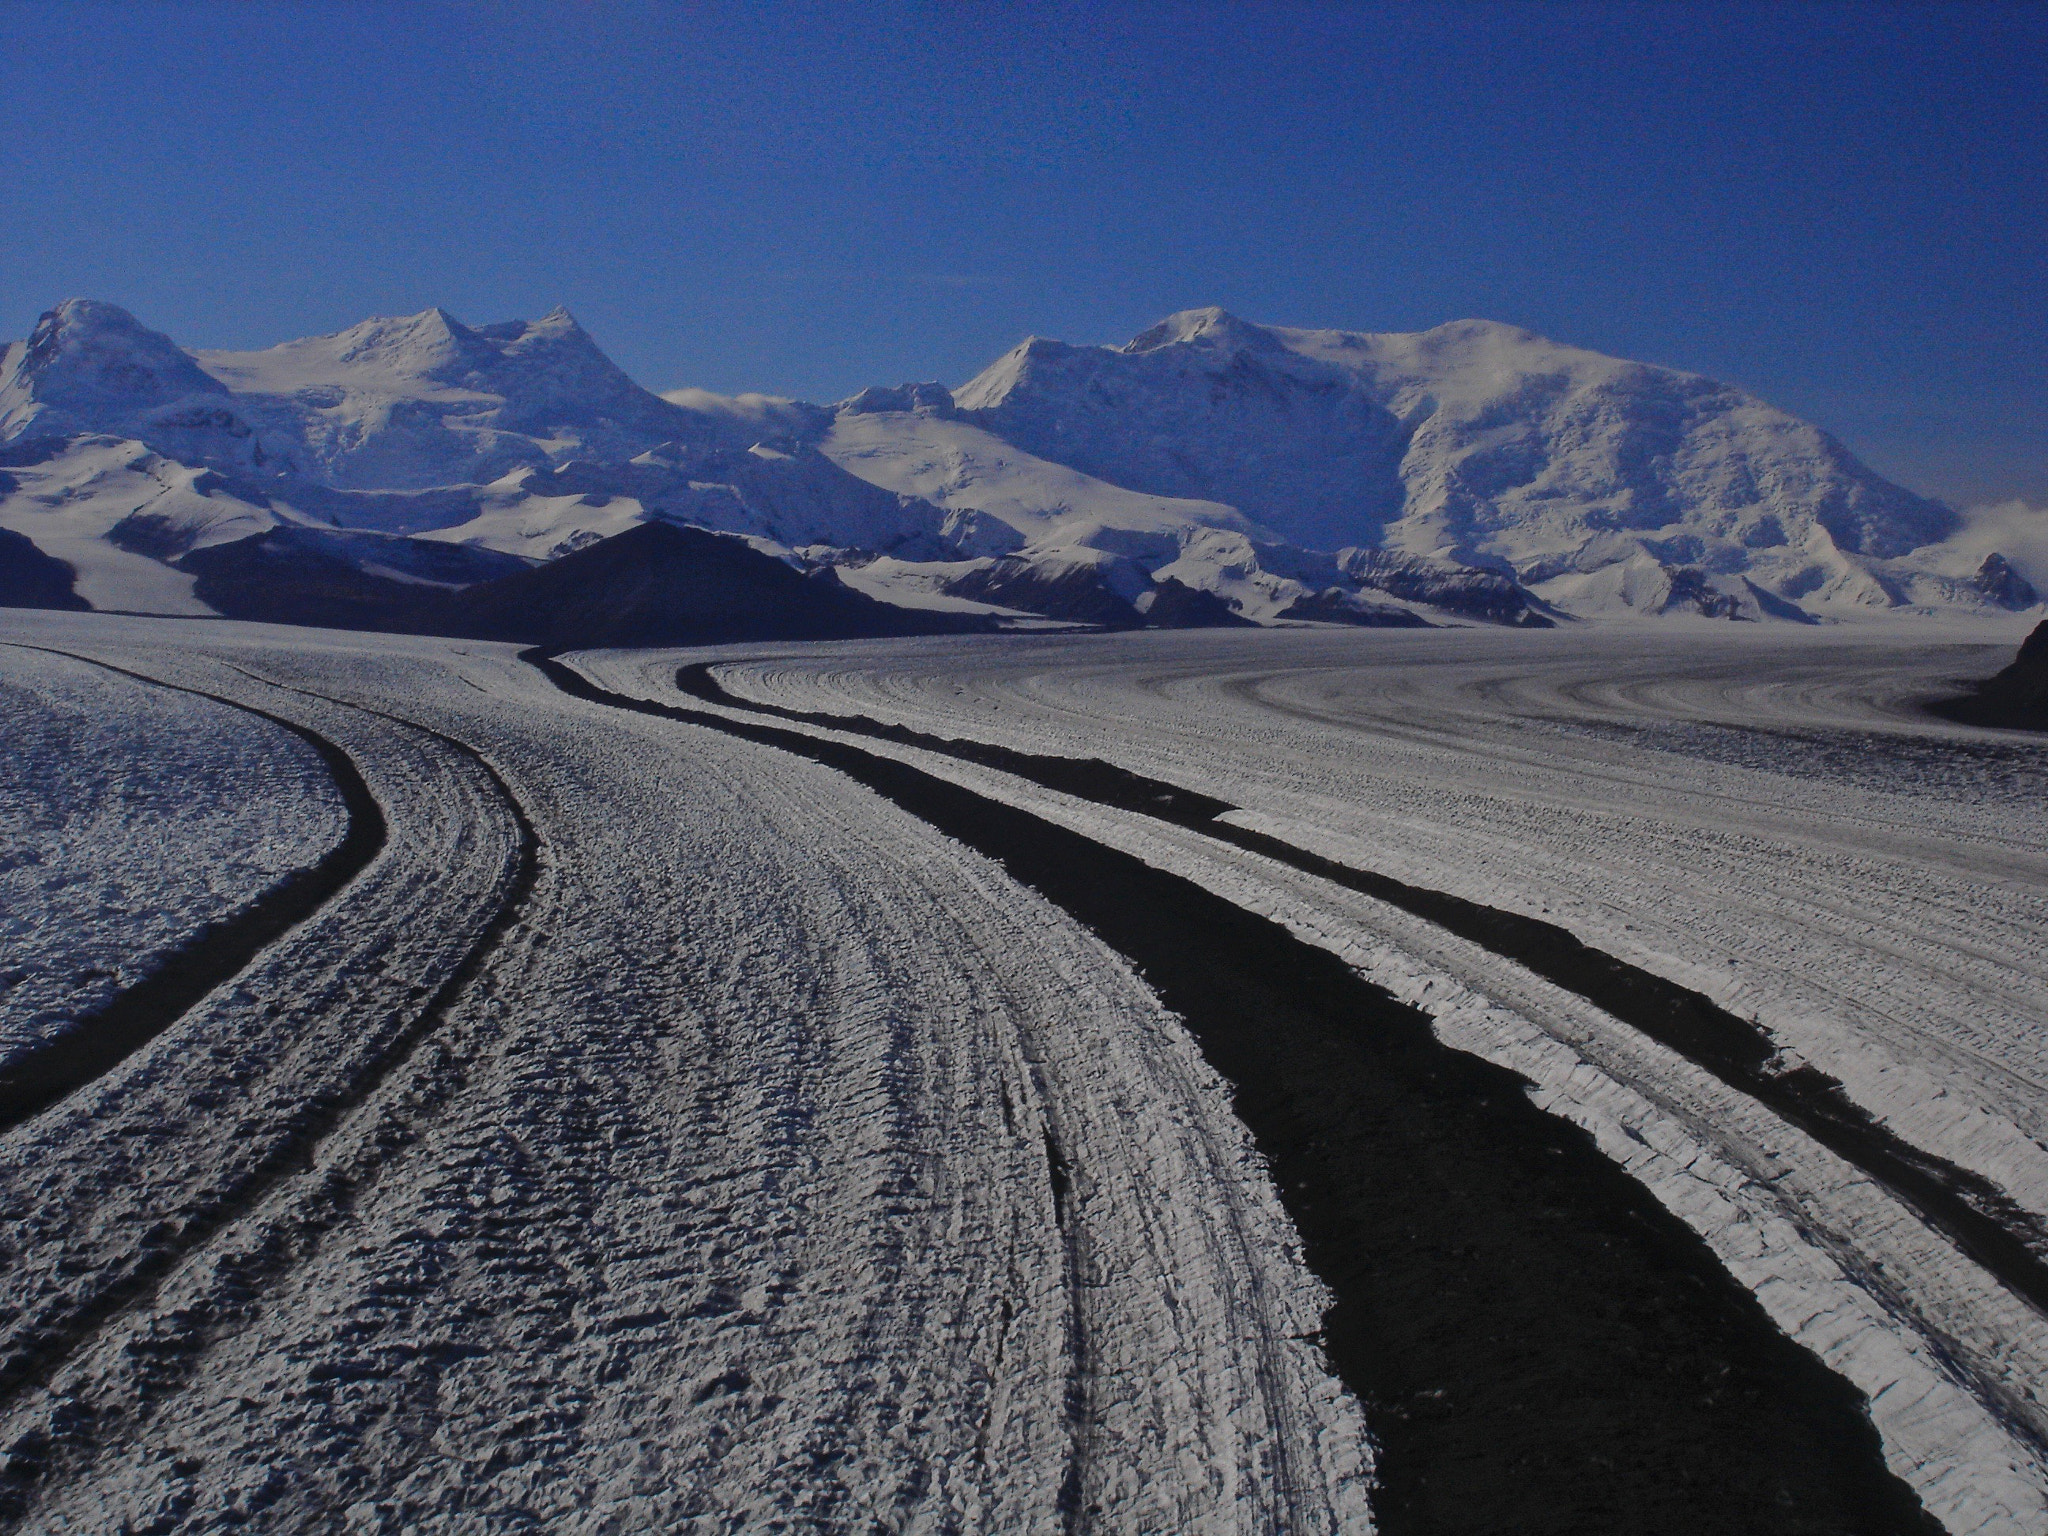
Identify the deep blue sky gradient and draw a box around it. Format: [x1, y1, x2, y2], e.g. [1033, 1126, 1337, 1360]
[3, 0, 2042, 504]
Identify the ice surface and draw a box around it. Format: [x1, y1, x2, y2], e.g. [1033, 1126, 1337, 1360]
[8, 608, 2044, 1528]
[646, 620, 2048, 1529]
[0, 609, 1371, 1532]
[0, 641, 345, 1066]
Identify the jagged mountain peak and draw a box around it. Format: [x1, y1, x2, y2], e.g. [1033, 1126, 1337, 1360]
[472, 305, 591, 349]
[190, 304, 712, 490]
[196, 304, 628, 398]
[1117, 309, 1561, 369]
[837, 382, 956, 418]
[1, 296, 2025, 626]
[4, 298, 231, 414]
[34, 297, 178, 345]
[312, 306, 497, 379]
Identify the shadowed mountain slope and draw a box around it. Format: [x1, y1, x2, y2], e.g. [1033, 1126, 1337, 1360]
[0, 527, 88, 611]
[432, 520, 990, 647]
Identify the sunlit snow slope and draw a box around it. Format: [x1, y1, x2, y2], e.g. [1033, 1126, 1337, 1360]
[5, 297, 2038, 627]
[0, 644, 346, 1067]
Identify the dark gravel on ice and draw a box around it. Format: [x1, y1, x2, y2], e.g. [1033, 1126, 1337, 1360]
[550, 652, 1939, 1536]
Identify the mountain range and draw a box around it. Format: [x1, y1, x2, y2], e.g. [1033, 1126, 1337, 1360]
[0, 297, 2036, 638]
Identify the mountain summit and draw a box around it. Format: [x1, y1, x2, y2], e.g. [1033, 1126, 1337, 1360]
[0, 298, 2034, 628]
[191, 305, 721, 490]
[0, 300, 278, 473]
[951, 309, 1961, 615]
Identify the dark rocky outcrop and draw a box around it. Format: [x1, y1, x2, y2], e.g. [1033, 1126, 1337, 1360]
[0, 528, 89, 611]
[1136, 577, 1257, 629]
[1278, 586, 1433, 628]
[431, 520, 989, 647]
[1931, 620, 2048, 732]
[1973, 553, 2040, 610]
[943, 556, 1145, 629]
[1337, 549, 1552, 626]
[945, 558, 1262, 631]
[177, 527, 528, 631]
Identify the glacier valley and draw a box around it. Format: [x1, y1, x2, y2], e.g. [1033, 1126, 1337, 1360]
[2, 296, 2046, 1534]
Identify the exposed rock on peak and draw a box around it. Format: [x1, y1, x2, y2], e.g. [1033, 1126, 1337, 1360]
[1337, 548, 1554, 627]
[1973, 553, 2040, 610]
[837, 382, 956, 418]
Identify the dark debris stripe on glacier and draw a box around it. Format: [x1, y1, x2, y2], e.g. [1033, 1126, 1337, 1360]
[1530, 711, 2048, 805]
[0, 651, 531, 1477]
[6, 631, 1368, 1533]
[676, 657, 2048, 1330]
[544, 649, 1940, 1535]
[0, 646, 387, 1133]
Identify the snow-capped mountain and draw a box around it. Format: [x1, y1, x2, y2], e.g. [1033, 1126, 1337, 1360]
[414, 442, 958, 564]
[0, 296, 2035, 629]
[947, 306, 1997, 619]
[0, 301, 281, 476]
[823, 390, 1261, 553]
[193, 304, 735, 490]
[0, 300, 975, 624]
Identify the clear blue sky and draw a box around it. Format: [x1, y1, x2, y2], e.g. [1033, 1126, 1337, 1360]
[3, 0, 2042, 505]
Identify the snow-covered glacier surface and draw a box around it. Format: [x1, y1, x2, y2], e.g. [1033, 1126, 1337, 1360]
[0, 640, 345, 1066]
[0, 611, 1369, 1533]
[5, 608, 2046, 1532]
[653, 619, 2048, 1532]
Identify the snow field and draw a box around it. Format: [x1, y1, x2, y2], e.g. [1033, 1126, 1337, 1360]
[0, 640, 346, 1067]
[0, 612, 1370, 1532]
[0, 438, 272, 615]
[696, 626, 2048, 1231]
[0, 616, 528, 1530]
[607, 624, 2048, 1531]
